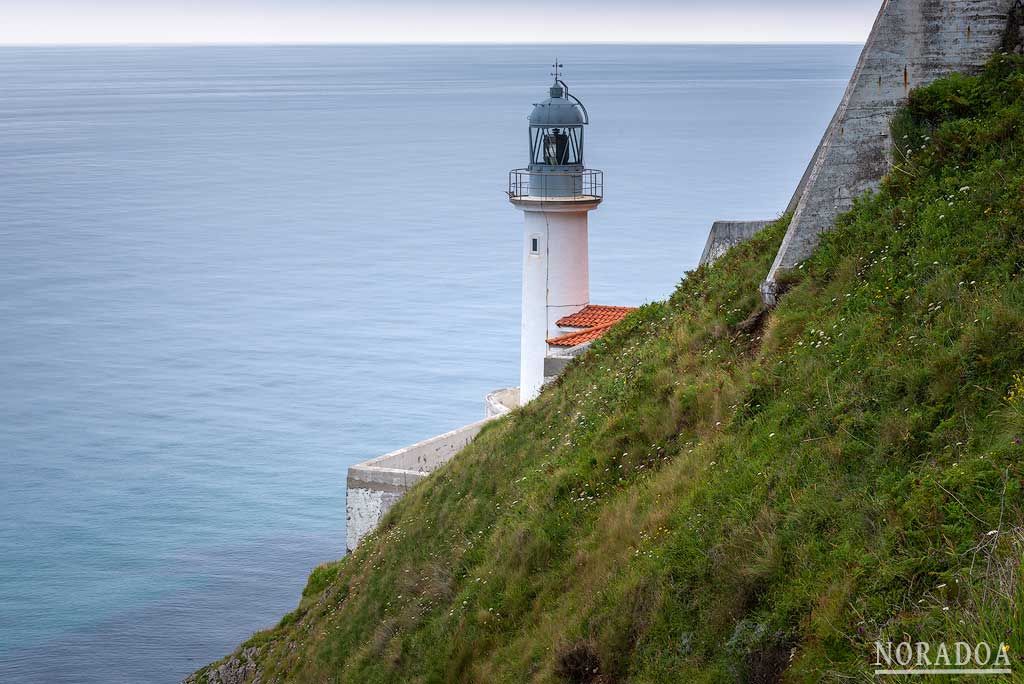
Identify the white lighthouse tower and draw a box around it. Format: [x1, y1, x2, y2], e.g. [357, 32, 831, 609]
[509, 65, 604, 403]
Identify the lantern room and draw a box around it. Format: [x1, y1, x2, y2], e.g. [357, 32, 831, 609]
[510, 72, 602, 201]
[528, 81, 586, 168]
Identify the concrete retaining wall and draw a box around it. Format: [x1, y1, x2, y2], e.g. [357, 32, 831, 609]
[544, 340, 592, 380]
[699, 220, 773, 267]
[346, 418, 490, 551]
[345, 389, 517, 552]
[762, 0, 1015, 305]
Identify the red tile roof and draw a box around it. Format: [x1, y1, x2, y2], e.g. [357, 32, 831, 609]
[556, 305, 635, 329]
[546, 305, 636, 348]
[547, 323, 616, 348]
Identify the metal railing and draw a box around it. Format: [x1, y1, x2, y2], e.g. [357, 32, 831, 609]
[507, 168, 604, 200]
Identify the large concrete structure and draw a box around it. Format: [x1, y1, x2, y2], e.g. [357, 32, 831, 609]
[761, 0, 1016, 305]
[509, 70, 603, 402]
[699, 220, 773, 267]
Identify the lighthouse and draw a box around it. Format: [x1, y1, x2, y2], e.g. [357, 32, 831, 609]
[508, 65, 605, 403]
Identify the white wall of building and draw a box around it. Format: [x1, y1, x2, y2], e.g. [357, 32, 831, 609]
[543, 211, 589, 335]
[519, 207, 590, 402]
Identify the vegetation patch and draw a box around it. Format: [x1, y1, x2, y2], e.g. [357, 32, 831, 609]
[192, 55, 1024, 683]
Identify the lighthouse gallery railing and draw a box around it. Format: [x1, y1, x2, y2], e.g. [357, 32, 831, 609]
[507, 168, 603, 200]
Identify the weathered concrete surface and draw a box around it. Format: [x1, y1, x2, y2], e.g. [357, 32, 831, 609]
[762, 0, 1015, 305]
[346, 418, 490, 552]
[345, 390, 517, 552]
[543, 337, 595, 383]
[699, 220, 773, 267]
[1005, 0, 1024, 52]
[544, 354, 574, 378]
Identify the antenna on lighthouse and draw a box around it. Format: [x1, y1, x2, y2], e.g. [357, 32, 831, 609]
[549, 59, 567, 99]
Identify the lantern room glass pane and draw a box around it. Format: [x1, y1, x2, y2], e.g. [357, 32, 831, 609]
[532, 127, 583, 165]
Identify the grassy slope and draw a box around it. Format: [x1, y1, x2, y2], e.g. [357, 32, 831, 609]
[194, 56, 1024, 683]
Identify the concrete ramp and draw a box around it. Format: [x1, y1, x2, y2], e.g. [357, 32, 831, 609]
[762, 0, 1015, 305]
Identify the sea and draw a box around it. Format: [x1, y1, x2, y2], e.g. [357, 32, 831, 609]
[0, 44, 860, 682]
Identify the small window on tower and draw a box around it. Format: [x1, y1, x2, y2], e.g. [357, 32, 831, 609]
[530, 237, 540, 254]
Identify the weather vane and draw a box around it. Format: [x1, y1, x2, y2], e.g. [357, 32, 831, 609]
[551, 59, 563, 80]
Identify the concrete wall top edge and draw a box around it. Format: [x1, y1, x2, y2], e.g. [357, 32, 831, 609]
[355, 417, 492, 470]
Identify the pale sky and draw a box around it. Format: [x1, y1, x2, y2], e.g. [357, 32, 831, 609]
[0, 0, 881, 45]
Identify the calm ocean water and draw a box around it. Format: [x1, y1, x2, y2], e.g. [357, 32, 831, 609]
[0, 45, 859, 682]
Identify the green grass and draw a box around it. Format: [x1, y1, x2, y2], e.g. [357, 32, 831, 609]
[191, 56, 1024, 683]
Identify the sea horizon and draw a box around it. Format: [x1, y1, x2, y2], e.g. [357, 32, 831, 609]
[0, 41, 866, 47]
